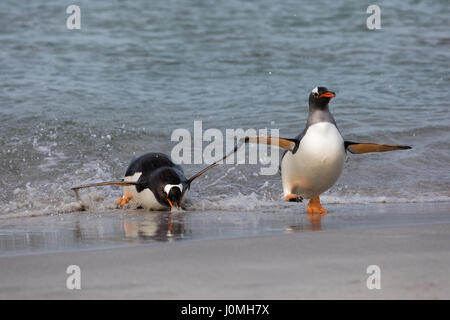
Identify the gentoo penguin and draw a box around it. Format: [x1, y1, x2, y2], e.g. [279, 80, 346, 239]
[72, 147, 238, 210]
[241, 86, 411, 214]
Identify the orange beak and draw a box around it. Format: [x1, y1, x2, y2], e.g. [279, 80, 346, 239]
[167, 198, 182, 208]
[319, 91, 335, 98]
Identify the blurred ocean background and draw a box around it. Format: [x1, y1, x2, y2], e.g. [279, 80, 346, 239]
[1, 0, 449, 219]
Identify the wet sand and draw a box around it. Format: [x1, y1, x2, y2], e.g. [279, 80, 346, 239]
[0, 223, 449, 299]
[0, 202, 450, 299]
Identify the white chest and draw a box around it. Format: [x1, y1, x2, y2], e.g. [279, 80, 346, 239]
[123, 172, 165, 210]
[281, 122, 346, 198]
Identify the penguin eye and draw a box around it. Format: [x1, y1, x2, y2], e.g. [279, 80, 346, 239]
[312, 87, 319, 98]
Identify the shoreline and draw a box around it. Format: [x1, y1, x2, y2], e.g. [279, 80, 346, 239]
[1, 201, 450, 257]
[1, 221, 449, 299]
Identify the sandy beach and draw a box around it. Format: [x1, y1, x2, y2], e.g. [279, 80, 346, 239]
[1, 202, 449, 299]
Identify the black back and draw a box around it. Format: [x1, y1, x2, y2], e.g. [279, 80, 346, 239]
[125, 152, 183, 178]
[125, 152, 188, 196]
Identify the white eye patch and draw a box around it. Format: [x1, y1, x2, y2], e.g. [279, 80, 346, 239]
[312, 87, 319, 95]
[164, 184, 183, 195]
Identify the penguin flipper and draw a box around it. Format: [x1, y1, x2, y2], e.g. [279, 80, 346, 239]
[71, 181, 138, 191]
[187, 136, 300, 184]
[187, 140, 241, 184]
[72, 181, 137, 199]
[244, 136, 300, 152]
[71, 181, 139, 209]
[345, 141, 412, 154]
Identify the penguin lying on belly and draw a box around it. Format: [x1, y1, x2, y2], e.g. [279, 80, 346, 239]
[72, 148, 237, 210]
[239, 86, 412, 214]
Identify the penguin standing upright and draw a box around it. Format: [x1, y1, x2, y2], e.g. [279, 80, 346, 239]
[242, 86, 411, 214]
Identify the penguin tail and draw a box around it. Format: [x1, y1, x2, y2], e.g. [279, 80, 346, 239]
[345, 141, 412, 154]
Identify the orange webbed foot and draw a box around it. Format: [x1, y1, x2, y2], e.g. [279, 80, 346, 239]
[285, 194, 303, 202]
[116, 193, 133, 208]
[306, 196, 328, 214]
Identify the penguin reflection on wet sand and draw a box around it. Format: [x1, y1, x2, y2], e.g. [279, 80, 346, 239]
[241, 86, 411, 214]
[123, 211, 185, 240]
[72, 147, 238, 210]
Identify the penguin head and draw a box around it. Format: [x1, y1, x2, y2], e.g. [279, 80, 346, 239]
[309, 87, 335, 109]
[164, 183, 185, 208]
[151, 167, 188, 208]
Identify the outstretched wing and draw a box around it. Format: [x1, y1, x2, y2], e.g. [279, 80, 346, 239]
[344, 141, 411, 154]
[187, 136, 300, 184]
[244, 136, 300, 152]
[71, 180, 139, 203]
[71, 180, 138, 191]
[187, 140, 243, 184]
